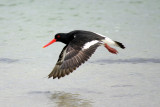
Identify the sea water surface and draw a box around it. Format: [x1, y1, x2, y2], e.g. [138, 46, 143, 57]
[0, 0, 160, 107]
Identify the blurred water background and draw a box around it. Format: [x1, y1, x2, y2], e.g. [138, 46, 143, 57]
[0, 0, 160, 107]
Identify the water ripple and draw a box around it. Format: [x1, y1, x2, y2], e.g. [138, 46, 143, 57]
[0, 58, 19, 63]
[90, 58, 160, 64]
[50, 91, 93, 107]
[28, 91, 51, 94]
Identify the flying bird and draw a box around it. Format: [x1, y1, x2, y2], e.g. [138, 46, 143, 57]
[43, 30, 125, 79]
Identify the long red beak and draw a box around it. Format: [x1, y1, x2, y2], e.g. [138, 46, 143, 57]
[43, 39, 56, 48]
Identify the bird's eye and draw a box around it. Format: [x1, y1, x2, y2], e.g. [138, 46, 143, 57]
[57, 35, 60, 38]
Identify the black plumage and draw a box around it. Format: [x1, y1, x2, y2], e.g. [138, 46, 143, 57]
[43, 30, 125, 79]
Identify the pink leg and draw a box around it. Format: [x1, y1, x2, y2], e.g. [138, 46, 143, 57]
[104, 43, 118, 54]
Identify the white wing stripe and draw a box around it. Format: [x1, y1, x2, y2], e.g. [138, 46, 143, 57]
[82, 40, 99, 49]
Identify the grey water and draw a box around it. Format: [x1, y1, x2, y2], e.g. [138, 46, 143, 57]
[0, 0, 160, 107]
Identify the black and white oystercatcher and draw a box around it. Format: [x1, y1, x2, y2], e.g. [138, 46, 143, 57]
[43, 30, 125, 79]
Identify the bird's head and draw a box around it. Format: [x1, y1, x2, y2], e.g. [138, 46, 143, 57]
[43, 33, 74, 48]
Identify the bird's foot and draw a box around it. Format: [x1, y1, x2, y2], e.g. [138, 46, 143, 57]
[104, 43, 118, 54]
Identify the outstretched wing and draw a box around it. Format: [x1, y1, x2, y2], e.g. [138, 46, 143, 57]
[48, 41, 101, 79]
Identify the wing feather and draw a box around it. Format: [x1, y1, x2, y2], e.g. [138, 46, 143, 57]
[48, 41, 101, 79]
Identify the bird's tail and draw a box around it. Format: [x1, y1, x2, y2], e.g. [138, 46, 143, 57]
[101, 37, 125, 54]
[114, 41, 125, 49]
